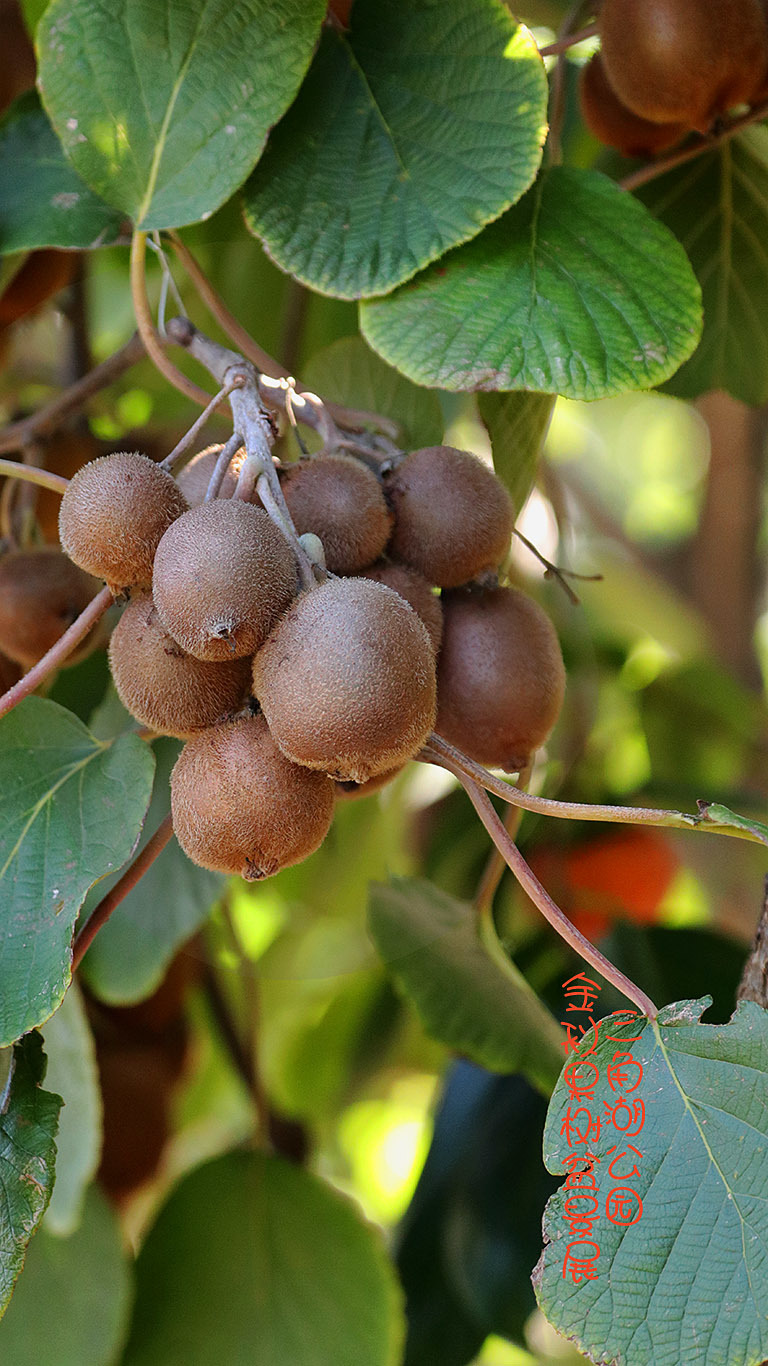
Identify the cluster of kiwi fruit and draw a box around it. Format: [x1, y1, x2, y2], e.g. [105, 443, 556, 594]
[55, 438, 566, 882]
[579, 0, 768, 158]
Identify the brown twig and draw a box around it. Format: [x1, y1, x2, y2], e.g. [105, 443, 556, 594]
[159, 378, 244, 472]
[0, 586, 112, 719]
[474, 763, 532, 917]
[737, 877, 768, 1008]
[202, 955, 272, 1144]
[460, 772, 658, 1017]
[0, 458, 69, 494]
[513, 528, 603, 606]
[538, 21, 599, 57]
[0, 333, 146, 455]
[72, 814, 174, 969]
[620, 97, 768, 193]
[130, 230, 213, 408]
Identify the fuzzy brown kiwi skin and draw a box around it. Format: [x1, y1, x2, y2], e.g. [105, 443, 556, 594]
[599, 0, 768, 132]
[335, 765, 404, 801]
[436, 585, 565, 772]
[175, 444, 246, 506]
[108, 596, 252, 738]
[360, 560, 443, 654]
[58, 451, 189, 592]
[152, 500, 297, 662]
[280, 453, 393, 574]
[0, 548, 102, 667]
[579, 52, 686, 157]
[384, 446, 514, 589]
[252, 578, 437, 784]
[170, 713, 335, 879]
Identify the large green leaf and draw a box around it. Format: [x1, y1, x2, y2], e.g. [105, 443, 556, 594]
[80, 737, 222, 1004]
[301, 335, 444, 450]
[535, 999, 768, 1366]
[41, 984, 101, 1236]
[360, 166, 702, 398]
[37, 0, 326, 231]
[639, 129, 768, 405]
[0, 1186, 131, 1363]
[477, 391, 554, 515]
[123, 1150, 405, 1365]
[0, 1034, 62, 1319]
[0, 698, 155, 1045]
[243, 0, 547, 298]
[368, 878, 564, 1094]
[0, 92, 124, 253]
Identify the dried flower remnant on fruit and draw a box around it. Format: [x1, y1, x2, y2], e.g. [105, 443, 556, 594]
[253, 577, 437, 783]
[280, 453, 393, 574]
[436, 585, 565, 771]
[385, 446, 514, 588]
[170, 713, 335, 878]
[152, 500, 297, 661]
[0, 548, 101, 667]
[108, 596, 252, 738]
[59, 451, 189, 591]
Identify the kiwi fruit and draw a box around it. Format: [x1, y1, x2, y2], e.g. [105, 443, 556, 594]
[280, 453, 393, 574]
[335, 766, 404, 800]
[360, 560, 443, 653]
[0, 650, 20, 694]
[59, 451, 189, 591]
[579, 52, 686, 157]
[36, 427, 100, 543]
[599, 0, 768, 131]
[170, 713, 335, 879]
[436, 585, 565, 771]
[175, 443, 245, 506]
[152, 500, 297, 661]
[108, 595, 252, 737]
[385, 446, 513, 588]
[253, 578, 437, 783]
[0, 548, 101, 667]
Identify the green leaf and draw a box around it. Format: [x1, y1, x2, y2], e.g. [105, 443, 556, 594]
[536, 999, 768, 1366]
[0, 1034, 62, 1319]
[0, 698, 155, 1045]
[123, 1150, 405, 1366]
[638, 129, 768, 405]
[0, 92, 125, 253]
[368, 878, 564, 1094]
[361, 166, 703, 398]
[696, 801, 768, 847]
[477, 391, 554, 515]
[301, 335, 444, 450]
[19, 0, 49, 38]
[37, 0, 326, 231]
[243, 0, 548, 298]
[40, 984, 101, 1236]
[0, 1186, 131, 1363]
[80, 737, 222, 1004]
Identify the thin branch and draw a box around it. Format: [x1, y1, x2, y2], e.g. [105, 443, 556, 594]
[513, 528, 603, 605]
[474, 763, 531, 917]
[538, 21, 599, 56]
[460, 772, 658, 1017]
[205, 432, 244, 501]
[130, 230, 213, 408]
[621, 97, 768, 193]
[424, 733, 768, 846]
[0, 586, 112, 719]
[548, 3, 593, 164]
[202, 955, 272, 1144]
[72, 815, 174, 969]
[159, 377, 244, 472]
[0, 458, 69, 494]
[0, 333, 146, 455]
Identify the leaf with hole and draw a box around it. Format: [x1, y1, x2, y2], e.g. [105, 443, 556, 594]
[37, 0, 326, 230]
[0, 1033, 61, 1319]
[243, 0, 548, 298]
[361, 166, 702, 398]
[368, 878, 564, 1095]
[535, 999, 768, 1366]
[0, 698, 155, 1045]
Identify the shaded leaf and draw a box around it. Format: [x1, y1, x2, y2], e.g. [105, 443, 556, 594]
[244, 0, 547, 298]
[80, 738, 222, 1005]
[368, 877, 564, 1094]
[0, 698, 155, 1044]
[477, 390, 554, 515]
[639, 129, 768, 404]
[302, 335, 444, 450]
[40, 984, 101, 1236]
[38, 0, 326, 230]
[536, 999, 768, 1366]
[0, 92, 124, 253]
[361, 166, 702, 398]
[0, 1034, 61, 1318]
[124, 1150, 405, 1366]
[0, 1185, 131, 1363]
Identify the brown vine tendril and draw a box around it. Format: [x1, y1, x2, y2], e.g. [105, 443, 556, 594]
[130, 230, 213, 408]
[0, 459, 69, 494]
[620, 96, 768, 194]
[71, 814, 174, 969]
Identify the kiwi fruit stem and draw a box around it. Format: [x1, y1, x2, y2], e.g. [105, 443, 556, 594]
[0, 585, 112, 720]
